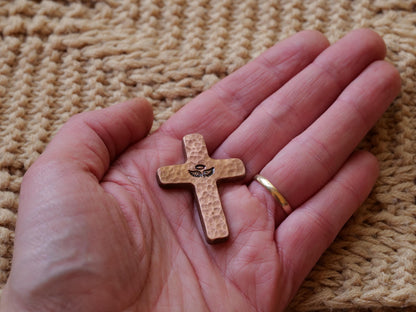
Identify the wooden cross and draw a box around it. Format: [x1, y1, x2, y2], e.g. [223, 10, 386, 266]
[157, 133, 246, 244]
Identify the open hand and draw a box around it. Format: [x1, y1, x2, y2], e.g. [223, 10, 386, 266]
[1, 29, 400, 312]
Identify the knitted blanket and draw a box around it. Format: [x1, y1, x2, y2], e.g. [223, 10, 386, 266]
[0, 1, 415, 310]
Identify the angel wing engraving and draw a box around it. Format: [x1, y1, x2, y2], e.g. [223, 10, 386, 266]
[188, 164, 215, 178]
[188, 170, 204, 177]
[203, 167, 215, 177]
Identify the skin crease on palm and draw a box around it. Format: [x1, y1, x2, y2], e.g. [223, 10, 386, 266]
[0, 29, 400, 312]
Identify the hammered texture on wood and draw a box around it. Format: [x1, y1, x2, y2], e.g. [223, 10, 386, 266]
[0, 0, 415, 311]
[157, 133, 245, 243]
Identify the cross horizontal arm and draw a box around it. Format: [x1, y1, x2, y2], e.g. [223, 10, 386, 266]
[157, 164, 193, 186]
[212, 158, 245, 181]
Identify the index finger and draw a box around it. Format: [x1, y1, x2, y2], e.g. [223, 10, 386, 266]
[157, 30, 330, 151]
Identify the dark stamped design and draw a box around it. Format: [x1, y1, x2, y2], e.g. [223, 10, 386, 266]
[189, 164, 215, 178]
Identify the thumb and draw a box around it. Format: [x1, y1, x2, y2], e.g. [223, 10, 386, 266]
[39, 98, 153, 180]
[15, 97, 153, 238]
[16, 97, 153, 229]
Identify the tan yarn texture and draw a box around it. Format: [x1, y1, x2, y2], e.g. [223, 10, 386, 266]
[0, 0, 415, 310]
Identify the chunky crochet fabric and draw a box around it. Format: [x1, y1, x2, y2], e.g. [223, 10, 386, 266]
[0, 1, 415, 310]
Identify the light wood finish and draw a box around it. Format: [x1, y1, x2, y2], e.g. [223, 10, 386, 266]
[157, 133, 245, 244]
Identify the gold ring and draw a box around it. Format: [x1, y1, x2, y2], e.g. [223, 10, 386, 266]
[254, 174, 292, 215]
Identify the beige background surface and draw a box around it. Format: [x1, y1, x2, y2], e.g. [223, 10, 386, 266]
[0, 0, 415, 310]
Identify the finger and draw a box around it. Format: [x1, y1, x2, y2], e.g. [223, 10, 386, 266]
[158, 30, 330, 150]
[39, 98, 153, 179]
[214, 29, 387, 178]
[250, 60, 400, 222]
[275, 151, 379, 304]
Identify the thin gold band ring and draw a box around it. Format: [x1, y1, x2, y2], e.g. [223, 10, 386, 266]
[254, 174, 293, 215]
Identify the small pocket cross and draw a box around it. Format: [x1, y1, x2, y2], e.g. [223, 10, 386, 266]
[157, 133, 245, 244]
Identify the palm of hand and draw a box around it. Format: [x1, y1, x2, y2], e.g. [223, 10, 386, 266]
[13, 135, 280, 312]
[100, 136, 281, 311]
[2, 29, 400, 312]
